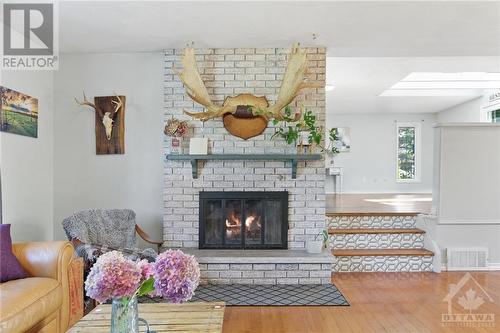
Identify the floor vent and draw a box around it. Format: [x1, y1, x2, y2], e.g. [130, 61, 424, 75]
[446, 247, 488, 270]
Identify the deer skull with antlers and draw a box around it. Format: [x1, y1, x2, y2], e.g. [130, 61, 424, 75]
[75, 92, 124, 141]
[174, 44, 320, 139]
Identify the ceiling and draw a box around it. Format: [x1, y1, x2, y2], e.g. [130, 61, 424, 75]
[57, 1, 500, 114]
[327, 56, 500, 114]
[59, 1, 500, 56]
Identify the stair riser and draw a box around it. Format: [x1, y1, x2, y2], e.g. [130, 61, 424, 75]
[331, 234, 425, 250]
[333, 255, 433, 272]
[327, 215, 417, 229]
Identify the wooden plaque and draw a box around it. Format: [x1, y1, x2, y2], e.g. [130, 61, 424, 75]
[94, 96, 125, 155]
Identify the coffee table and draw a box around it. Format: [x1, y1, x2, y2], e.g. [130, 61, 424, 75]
[67, 302, 225, 332]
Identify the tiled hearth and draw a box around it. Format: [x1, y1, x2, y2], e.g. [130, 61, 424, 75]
[184, 250, 333, 285]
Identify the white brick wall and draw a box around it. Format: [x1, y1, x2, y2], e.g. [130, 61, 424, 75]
[163, 47, 326, 250]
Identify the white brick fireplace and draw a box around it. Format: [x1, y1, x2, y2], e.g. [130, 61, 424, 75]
[162, 47, 331, 284]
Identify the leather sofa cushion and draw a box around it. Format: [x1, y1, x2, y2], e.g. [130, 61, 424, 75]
[0, 277, 62, 333]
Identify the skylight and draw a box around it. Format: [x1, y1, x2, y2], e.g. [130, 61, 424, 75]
[380, 72, 500, 97]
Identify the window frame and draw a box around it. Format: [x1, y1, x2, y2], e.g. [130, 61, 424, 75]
[395, 122, 422, 183]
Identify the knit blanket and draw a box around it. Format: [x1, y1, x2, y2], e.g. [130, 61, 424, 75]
[62, 209, 157, 261]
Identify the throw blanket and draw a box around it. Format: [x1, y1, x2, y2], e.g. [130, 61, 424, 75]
[62, 209, 157, 261]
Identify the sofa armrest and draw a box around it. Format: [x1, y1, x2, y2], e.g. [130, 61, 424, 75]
[12, 241, 81, 332]
[12, 241, 74, 281]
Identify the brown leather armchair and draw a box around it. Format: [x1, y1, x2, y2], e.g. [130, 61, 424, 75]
[0, 241, 83, 333]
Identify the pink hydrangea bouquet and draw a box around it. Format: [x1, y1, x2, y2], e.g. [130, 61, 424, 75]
[85, 250, 200, 303]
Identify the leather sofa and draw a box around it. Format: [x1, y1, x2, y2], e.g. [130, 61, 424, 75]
[0, 241, 83, 333]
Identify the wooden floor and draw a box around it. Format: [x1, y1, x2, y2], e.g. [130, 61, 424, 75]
[223, 271, 500, 333]
[326, 193, 433, 215]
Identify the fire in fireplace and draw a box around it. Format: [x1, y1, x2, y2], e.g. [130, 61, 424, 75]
[199, 191, 288, 249]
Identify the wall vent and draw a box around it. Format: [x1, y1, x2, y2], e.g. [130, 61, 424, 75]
[446, 247, 488, 270]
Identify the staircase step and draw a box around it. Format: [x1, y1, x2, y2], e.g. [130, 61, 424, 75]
[329, 228, 425, 235]
[330, 232, 425, 250]
[332, 248, 434, 272]
[326, 212, 419, 217]
[333, 248, 434, 257]
[327, 214, 418, 229]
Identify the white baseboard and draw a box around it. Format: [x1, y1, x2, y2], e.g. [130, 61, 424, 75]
[440, 263, 500, 271]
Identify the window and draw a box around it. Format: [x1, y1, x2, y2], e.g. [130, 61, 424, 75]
[396, 122, 421, 182]
[490, 110, 500, 123]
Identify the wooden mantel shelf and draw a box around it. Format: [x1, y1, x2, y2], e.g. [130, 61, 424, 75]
[166, 154, 322, 179]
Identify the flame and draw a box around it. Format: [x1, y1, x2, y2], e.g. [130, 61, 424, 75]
[225, 211, 262, 240]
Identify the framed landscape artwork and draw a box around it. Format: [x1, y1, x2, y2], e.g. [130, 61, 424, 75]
[0, 86, 38, 138]
[333, 127, 351, 152]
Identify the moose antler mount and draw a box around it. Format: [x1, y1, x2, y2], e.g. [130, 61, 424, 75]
[174, 45, 319, 139]
[75, 92, 126, 155]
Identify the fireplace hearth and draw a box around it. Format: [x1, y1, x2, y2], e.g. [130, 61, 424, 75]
[199, 191, 288, 249]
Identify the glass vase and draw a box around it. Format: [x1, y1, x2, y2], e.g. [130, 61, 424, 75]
[110, 296, 139, 333]
[170, 137, 183, 155]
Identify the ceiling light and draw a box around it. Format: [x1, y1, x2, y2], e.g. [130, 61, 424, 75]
[381, 72, 500, 97]
[325, 85, 335, 92]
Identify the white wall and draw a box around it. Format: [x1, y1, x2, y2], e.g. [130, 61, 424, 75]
[53, 52, 164, 242]
[430, 124, 500, 265]
[325, 113, 436, 193]
[437, 97, 483, 123]
[0, 71, 54, 241]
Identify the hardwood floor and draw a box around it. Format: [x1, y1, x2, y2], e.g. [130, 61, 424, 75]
[326, 193, 433, 215]
[222, 272, 500, 333]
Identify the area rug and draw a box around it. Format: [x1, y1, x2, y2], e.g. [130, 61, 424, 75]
[189, 284, 349, 306]
[141, 284, 339, 307]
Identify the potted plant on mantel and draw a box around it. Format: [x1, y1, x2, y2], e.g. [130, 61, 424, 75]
[270, 105, 340, 156]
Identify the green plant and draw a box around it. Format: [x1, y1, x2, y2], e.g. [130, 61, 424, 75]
[270, 105, 300, 144]
[270, 105, 340, 155]
[315, 230, 329, 249]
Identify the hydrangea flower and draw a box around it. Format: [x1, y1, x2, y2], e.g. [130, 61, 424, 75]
[137, 259, 154, 280]
[85, 251, 142, 303]
[153, 250, 200, 303]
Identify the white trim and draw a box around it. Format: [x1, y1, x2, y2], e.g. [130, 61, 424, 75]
[438, 219, 500, 225]
[395, 122, 422, 183]
[441, 263, 500, 271]
[434, 122, 500, 128]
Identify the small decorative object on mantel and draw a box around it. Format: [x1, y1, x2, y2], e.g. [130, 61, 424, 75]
[189, 137, 208, 155]
[164, 117, 189, 154]
[174, 44, 321, 139]
[85, 250, 200, 333]
[75, 92, 125, 155]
